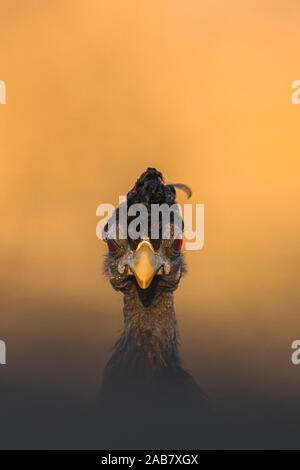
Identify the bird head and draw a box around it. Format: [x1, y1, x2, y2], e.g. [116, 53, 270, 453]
[103, 168, 191, 306]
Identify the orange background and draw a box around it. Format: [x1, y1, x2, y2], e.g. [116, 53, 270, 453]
[0, 1, 300, 405]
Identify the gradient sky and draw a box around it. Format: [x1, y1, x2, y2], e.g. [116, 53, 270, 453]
[0, 1, 300, 404]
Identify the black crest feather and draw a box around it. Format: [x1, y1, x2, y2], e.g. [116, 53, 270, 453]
[126, 167, 191, 208]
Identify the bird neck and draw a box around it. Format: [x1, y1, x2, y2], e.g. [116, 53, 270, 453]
[107, 287, 181, 376]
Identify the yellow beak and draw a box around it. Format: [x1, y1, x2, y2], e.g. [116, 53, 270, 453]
[130, 241, 162, 289]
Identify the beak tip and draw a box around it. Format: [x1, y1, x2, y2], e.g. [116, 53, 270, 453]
[136, 277, 153, 289]
[130, 241, 162, 290]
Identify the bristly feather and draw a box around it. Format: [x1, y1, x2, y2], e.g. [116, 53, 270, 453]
[170, 183, 192, 199]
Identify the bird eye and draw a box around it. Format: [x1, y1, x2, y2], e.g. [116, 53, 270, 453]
[107, 239, 119, 252]
[173, 238, 183, 250]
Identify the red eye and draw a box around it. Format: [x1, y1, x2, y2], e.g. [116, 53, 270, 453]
[173, 238, 183, 250]
[107, 239, 118, 252]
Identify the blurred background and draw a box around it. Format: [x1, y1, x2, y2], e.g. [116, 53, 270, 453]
[0, 0, 300, 447]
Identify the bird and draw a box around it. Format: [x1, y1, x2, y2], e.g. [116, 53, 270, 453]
[97, 168, 213, 449]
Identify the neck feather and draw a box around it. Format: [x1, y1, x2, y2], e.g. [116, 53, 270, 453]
[105, 287, 181, 377]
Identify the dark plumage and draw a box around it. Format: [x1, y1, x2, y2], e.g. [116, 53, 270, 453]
[98, 168, 212, 449]
[127, 167, 177, 205]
